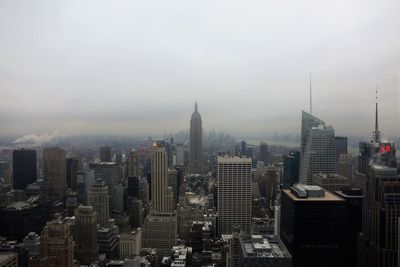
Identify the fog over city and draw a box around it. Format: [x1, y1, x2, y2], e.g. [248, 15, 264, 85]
[0, 0, 399, 139]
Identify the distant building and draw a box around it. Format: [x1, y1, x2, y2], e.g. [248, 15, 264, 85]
[283, 151, 300, 189]
[74, 205, 99, 265]
[22, 232, 41, 257]
[97, 226, 119, 260]
[337, 154, 353, 180]
[100, 146, 112, 162]
[189, 102, 203, 174]
[12, 149, 37, 190]
[312, 173, 349, 192]
[218, 156, 252, 235]
[119, 229, 141, 260]
[89, 162, 119, 195]
[335, 136, 347, 160]
[66, 157, 80, 191]
[89, 179, 110, 227]
[42, 147, 67, 201]
[0, 252, 18, 267]
[259, 142, 269, 165]
[299, 111, 336, 185]
[280, 184, 347, 267]
[151, 141, 171, 213]
[76, 169, 95, 205]
[127, 149, 139, 177]
[40, 220, 74, 267]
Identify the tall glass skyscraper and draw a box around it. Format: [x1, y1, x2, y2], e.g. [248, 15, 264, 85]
[299, 111, 336, 185]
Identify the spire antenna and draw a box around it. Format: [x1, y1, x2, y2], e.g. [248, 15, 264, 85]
[373, 86, 381, 143]
[309, 72, 312, 114]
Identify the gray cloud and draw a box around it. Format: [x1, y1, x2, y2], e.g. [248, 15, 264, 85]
[0, 0, 399, 139]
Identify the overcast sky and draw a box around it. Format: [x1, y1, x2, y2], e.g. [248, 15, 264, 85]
[0, 0, 399, 140]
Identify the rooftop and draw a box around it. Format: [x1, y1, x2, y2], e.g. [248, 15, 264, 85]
[284, 189, 344, 202]
[241, 235, 291, 259]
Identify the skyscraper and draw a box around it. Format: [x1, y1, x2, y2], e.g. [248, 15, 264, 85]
[358, 166, 399, 267]
[40, 220, 74, 267]
[151, 141, 170, 213]
[217, 156, 252, 235]
[335, 136, 348, 160]
[259, 142, 269, 165]
[299, 111, 336, 185]
[12, 149, 37, 190]
[89, 178, 110, 227]
[100, 146, 112, 162]
[189, 102, 203, 173]
[74, 205, 99, 265]
[42, 147, 67, 201]
[66, 157, 80, 191]
[283, 151, 300, 188]
[127, 148, 139, 177]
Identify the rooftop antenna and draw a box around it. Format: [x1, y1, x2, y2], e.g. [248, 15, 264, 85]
[373, 86, 381, 143]
[309, 72, 312, 114]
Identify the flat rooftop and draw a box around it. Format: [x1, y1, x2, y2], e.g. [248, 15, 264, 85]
[283, 189, 345, 202]
[241, 235, 291, 258]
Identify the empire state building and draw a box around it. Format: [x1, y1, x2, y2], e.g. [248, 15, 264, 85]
[190, 102, 203, 173]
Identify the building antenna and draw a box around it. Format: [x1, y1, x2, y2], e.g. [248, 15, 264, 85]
[373, 86, 381, 143]
[309, 72, 312, 114]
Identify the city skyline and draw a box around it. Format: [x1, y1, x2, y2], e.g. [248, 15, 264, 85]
[0, 0, 399, 138]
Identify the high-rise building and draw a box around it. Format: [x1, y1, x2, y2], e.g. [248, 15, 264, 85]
[76, 169, 95, 205]
[299, 111, 336, 185]
[74, 205, 99, 264]
[151, 141, 169, 213]
[0, 253, 18, 267]
[12, 149, 37, 190]
[100, 146, 112, 162]
[127, 176, 140, 199]
[42, 147, 67, 201]
[22, 232, 41, 257]
[66, 157, 80, 191]
[127, 148, 139, 177]
[259, 142, 269, 165]
[335, 136, 348, 160]
[175, 143, 184, 166]
[40, 220, 74, 267]
[119, 229, 141, 260]
[89, 179, 110, 227]
[280, 184, 347, 267]
[312, 173, 349, 192]
[217, 156, 252, 235]
[358, 166, 400, 267]
[142, 213, 177, 257]
[283, 151, 300, 189]
[189, 102, 203, 173]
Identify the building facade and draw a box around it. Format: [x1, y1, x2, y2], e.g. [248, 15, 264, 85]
[189, 102, 203, 174]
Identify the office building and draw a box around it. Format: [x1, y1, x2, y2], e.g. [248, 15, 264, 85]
[22, 232, 41, 257]
[280, 184, 347, 267]
[40, 220, 74, 267]
[89, 179, 110, 227]
[42, 147, 67, 201]
[76, 169, 95, 205]
[151, 141, 169, 213]
[89, 162, 119, 194]
[189, 102, 203, 174]
[119, 229, 141, 260]
[74, 205, 99, 265]
[358, 166, 400, 267]
[259, 142, 269, 165]
[217, 156, 252, 235]
[127, 176, 140, 199]
[100, 146, 112, 162]
[299, 111, 336, 185]
[127, 148, 139, 177]
[335, 136, 348, 160]
[337, 154, 354, 180]
[283, 151, 300, 189]
[312, 173, 349, 192]
[12, 149, 37, 190]
[142, 213, 177, 257]
[175, 144, 184, 166]
[66, 157, 80, 191]
[97, 226, 119, 260]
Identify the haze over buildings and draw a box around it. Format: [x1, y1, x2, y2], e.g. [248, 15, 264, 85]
[0, 0, 399, 139]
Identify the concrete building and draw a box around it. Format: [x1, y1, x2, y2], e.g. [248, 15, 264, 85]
[22, 232, 41, 257]
[335, 136, 348, 161]
[89, 162, 119, 199]
[283, 151, 300, 189]
[118, 229, 141, 260]
[189, 102, 203, 174]
[299, 111, 336, 185]
[74, 205, 99, 265]
[142, 213, 177, 257]
[218, 156, 252, 235]
[97, 226, 119, 260]
[40, 220, 74, 267]
[311, 173, 349, 192]
[127, 149, 139, 177]
[259, 142, 269, 165]
[337, 154, 353, 180]
[175, 144, 184, 166]
[0, 253, 18, 267]
[66, 157, 80, 191]
[42, 147, 67, 201]
[89, 179, 110, 227]
[151, 141, 170, 213]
